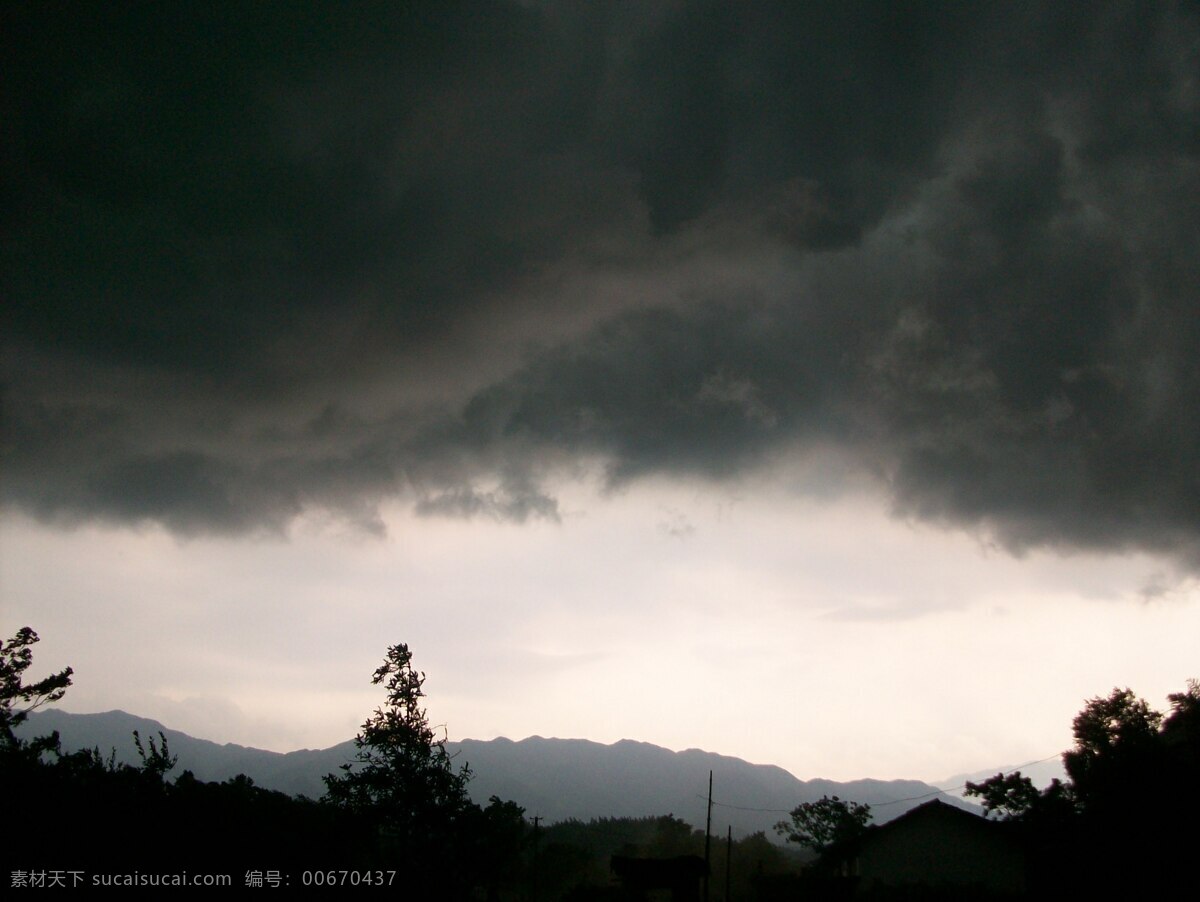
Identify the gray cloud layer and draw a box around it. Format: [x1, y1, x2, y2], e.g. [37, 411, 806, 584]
[4, 2, 1199, 561]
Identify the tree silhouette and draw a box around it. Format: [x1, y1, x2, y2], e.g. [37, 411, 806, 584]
[964, 770, 1042, 820]
[1063, 686, 1162, 808]
[1162, 679, 1200, 752]
[133, 729, 179, 779]
[323, 643, 476, 879]
[0, 627, 73, 753]
[774, 795, 871, 853]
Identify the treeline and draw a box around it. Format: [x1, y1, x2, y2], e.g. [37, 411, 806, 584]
[2, 742, 799, 897]
[769, 683, 1200, 899]
[962, 681, 1200, 898]
[2, 630, 800, 898]
[534, 815, 803, 900]
[5, 627, 1196, 898]
[4, 741, 375, 872]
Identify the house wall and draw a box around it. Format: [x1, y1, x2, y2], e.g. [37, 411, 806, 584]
[855, 812, 1025, 894]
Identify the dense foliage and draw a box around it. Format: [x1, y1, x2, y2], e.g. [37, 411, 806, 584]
[964, 681, 1200, 896]
[774, 795, 872, 852]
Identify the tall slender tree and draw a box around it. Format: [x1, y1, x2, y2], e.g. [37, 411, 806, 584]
[323, 644, 476, 875]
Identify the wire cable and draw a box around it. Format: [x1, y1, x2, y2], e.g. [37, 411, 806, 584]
[695, 751, 1067, 814]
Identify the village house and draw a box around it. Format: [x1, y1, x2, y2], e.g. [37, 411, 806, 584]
[830, 799, 1026, 896]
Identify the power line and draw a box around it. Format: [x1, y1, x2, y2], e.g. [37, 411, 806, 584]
[528, 753, 1070, 836]
[696, 795, 791, 814]
[916, 748, 1070, 801]
[695, 751, 1068, 814]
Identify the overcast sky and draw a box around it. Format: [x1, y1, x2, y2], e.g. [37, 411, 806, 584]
[3, 2, 1198, 785]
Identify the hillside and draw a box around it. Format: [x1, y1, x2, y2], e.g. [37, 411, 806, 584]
[22, 710, 977, 838]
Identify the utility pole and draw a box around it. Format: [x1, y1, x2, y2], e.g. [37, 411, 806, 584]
[531, 814, 540, 902]
[704, 770, 713, 902]
[725, 825, 732, 901]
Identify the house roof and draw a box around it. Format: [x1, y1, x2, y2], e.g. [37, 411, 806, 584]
[869, 799, 992, 834]
[823, 799, 1018, 864]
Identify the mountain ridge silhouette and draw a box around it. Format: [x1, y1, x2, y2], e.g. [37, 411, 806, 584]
[22, 709, 978, 839]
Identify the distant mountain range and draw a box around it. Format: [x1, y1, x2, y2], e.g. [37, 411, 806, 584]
[21, 710, 979, 839]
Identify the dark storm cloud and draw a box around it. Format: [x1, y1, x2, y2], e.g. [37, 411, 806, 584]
[4, 2, 1200, 562]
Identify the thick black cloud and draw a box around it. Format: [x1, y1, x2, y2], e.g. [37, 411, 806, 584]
[3, 2, 1199, 563]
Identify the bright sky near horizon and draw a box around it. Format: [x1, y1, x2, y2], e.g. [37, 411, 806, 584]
[5, 481, 1196, 783]
[4, 2, 1198, 785]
